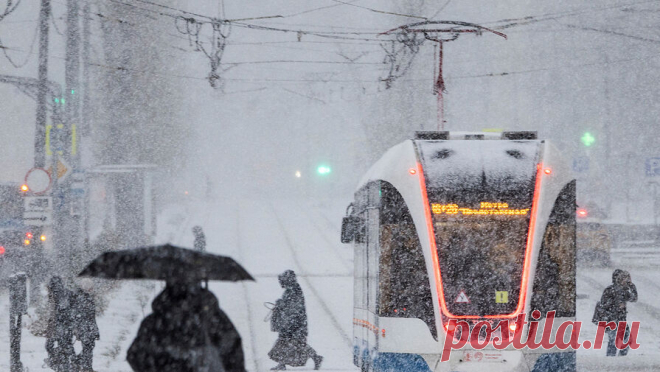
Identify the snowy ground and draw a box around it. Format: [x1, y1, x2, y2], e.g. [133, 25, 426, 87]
[1, 198, 659, 371]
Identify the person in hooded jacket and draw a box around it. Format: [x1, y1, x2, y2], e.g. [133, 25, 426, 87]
[192, 226, 207, 252]
[45, 276, 75, 372]
[127, 281, 245, 372]
[71, 279, 100, 372]
[268, 270, 323, 370]
[599, 269, 638, 356]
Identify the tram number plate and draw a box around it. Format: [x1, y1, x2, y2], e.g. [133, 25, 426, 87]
[462, 351, 504, 362]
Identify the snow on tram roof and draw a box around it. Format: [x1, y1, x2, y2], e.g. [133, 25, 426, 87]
[417, 140, 541, 192]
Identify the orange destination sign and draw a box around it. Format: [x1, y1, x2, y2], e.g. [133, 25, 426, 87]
[431, 202, 530, 216]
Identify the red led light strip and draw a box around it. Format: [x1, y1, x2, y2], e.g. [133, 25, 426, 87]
[417, 162, 544, 320]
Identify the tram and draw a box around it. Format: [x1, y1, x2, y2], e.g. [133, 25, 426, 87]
[341, 131, 576, 372]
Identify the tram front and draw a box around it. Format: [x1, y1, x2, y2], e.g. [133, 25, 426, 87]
[417, 138, 576, 372]
[344, 133, 576, 372]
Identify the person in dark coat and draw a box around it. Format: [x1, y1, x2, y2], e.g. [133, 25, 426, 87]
[45, 276, 75, 372]
[268, 270, 323, 370]
[72, 279, 100, 372]
[599, 269, 638, 356]
[127, 281, 245, 372]
[192, 226, 206, 252]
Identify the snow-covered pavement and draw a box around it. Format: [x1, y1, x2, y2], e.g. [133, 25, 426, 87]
[2, 198, 660, 371]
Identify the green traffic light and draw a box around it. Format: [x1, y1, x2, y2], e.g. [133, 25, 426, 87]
[581, 132, 595, 147]
[317, 165, 331, 175]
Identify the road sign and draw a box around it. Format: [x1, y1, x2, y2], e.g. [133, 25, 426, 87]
[70, 171, 85, 195]
[646, 157, 660, 177]
[24, 196, 52, 211]
[573, 156, 589, 173]
[23, 196, 53, 226]
[23, 211, 52, 226]
[24, 168, 51, 194]
[47, 158, 72, 182]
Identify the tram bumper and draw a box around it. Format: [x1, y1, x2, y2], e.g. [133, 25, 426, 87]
[423, 350, 575, 372]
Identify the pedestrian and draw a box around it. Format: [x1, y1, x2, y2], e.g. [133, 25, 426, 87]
[192, 226, 206, 252]
[44, 276, 75, 372]
[268, 270, 323, 370]
[72, 279, 100, 372]
[598, 269, 638, 356]
[127, 280, 245, 372]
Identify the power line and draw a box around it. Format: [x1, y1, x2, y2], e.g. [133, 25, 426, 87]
[564, 23, 660, 45]
[0, 22, 39, 68]
[330, 0, 427, 20]
[0, 0, 22, 23]
[487, 0, 660, 29]
[447, 49, 660, 80]
[430, 0, 453, 19]
[276, 0, 360, 18]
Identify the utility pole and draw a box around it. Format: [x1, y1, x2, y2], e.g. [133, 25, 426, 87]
[35, 0, 51, 168]
[54, 0, 83, 274]
[82, 2, 91, 241]
[66, 0, 80, 164]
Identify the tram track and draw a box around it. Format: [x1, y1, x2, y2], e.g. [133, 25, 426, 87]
[269, 202, 353, 348]
[293, 202, 353, 274]
[236, 202, 262, 372]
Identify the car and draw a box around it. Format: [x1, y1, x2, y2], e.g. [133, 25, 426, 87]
[576, 220, 612, 267]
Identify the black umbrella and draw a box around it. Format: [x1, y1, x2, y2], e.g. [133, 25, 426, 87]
[79, 244, 254, 282]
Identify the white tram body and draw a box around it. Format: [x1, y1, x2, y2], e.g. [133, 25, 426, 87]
[342, 132, 576, 372]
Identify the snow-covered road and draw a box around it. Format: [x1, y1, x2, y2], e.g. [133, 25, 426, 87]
[2, 198, 660, 371]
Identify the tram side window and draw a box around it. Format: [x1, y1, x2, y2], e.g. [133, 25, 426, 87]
[378, 182, 437, 339]
[531, 181, 577, 318]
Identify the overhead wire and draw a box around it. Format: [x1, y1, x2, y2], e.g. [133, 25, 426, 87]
[9, 0, 658, 91]
[563, 23, 660, 45]
[276, 0, 359, 18]
[430, 0, 453, 20]
[486, 0, 660, 29]
[0, 0, 22, 23]
[0, 22, 39, 68]
[329, 0, 427, 20]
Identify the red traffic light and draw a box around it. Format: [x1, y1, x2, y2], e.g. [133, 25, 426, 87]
[577, 209, 588, 218]
[0, 246, 4, 255]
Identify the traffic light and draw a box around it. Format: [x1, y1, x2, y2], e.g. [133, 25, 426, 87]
[581, 132, 595, 147]
[316, 165, 331, 175]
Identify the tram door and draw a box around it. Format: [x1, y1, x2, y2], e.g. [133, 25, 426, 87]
[354, 182, 381, 369]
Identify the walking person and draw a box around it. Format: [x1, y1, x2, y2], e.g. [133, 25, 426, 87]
[45, 276, 75, 372]
[192, 226, 206, 252]
[268, 270, 323, 370]
[598, 269, 638, 356]
[127, 280, 245, 372]
[72, 279, 100, 372]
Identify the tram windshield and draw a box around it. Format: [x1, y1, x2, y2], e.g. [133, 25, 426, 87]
[417, 140, 540, 316]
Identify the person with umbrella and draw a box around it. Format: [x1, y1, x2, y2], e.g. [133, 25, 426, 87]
[45, 276, 75, 372]
[268, 270, 323, 370]
[79, 244, 253, 372]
